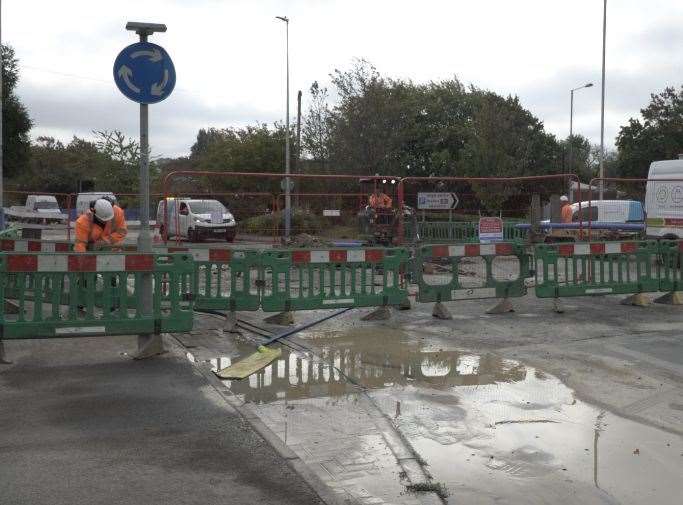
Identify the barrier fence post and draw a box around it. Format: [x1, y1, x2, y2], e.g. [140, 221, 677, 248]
[655, 240, 683, 305]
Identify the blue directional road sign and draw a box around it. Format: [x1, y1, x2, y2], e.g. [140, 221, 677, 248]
[113, 42, 176, 104]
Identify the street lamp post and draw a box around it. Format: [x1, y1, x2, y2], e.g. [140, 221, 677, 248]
[569, 83, 593, 173]
[0, 0, 4, 231]
[599, 0, 607, 199]
[276, 15, 291, 241]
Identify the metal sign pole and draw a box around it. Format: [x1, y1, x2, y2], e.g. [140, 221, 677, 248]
[285, 18, 290, 241]
[135, 31, 156, 358]
[116, 22, 174, 358]
[0, 0, 4, 231]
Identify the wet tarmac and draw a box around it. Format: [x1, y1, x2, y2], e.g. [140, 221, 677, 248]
[194, 324, 683, 504]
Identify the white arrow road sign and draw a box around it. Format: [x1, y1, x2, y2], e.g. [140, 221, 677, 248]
[130, 48, 163, 62]
[117, 65, 140, 93]
[417, 192, 459, 210]
[151, 69, 170, 96]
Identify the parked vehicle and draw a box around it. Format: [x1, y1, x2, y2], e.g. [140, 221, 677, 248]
[645, 159, 683, 239]
[536, 199, 645, 242]
[156, 198, 237, 242]
[569, 200, 645, 223]
[5, 195, 68, 224]
[76, 192, 117, 216]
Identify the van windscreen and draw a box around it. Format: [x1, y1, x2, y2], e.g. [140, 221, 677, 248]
[35, 201, 59, 210]
[188, 201, 226, 214]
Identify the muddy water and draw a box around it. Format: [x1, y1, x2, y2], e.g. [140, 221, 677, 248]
[213, 326, 681, 504]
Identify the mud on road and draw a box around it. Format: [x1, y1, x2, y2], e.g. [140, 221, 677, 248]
[176, 293, 683, 505]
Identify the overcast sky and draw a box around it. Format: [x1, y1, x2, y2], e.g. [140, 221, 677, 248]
[5, 0, 683, 158]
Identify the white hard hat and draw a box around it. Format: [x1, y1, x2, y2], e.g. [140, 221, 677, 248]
[93, 199, 114, 221]
[560, 195, 569, 202]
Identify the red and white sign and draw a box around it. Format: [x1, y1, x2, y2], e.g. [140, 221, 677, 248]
[478, 217, 504, 243]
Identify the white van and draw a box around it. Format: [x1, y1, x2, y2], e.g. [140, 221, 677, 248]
[568, 200, 644, 223]
[156, 198, 237, 242]
[76, 192, 117, 216]
[25, 195, 61, 213]
[645, 159, 683, 239]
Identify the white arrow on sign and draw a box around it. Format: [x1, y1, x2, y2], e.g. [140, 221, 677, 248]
[130, 48, 162, 62]
[117, 65, 140, 93]
[150, 69, 170, 96]
[417, 192, 459, 210]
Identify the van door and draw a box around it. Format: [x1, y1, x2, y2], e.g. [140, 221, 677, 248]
[168, 200, 178, 236]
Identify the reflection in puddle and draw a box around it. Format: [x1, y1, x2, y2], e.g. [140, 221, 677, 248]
[224, 338, 525, 405]
[208, 326, 681, 505]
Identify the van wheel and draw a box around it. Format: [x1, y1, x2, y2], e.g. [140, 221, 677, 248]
[226, 230, 236, 242]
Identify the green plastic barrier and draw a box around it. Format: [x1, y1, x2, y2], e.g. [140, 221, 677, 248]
[405, 220, 528, 243]
[0, 252, 194, 339]
[416, 242, 529, 302]
[260, 248, 409, 312]
[534, 240, 660, 298]
[190, 249, 262, 311]
[658, 240, 683, 293]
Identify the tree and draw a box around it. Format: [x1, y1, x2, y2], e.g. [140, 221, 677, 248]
[615, 86, 683, 178]
[190, 128, 229, 159]
[93, 130, 141, 193]
[301, 81, 331, 168]
[2, 44, 32, 178]
[559, 134, 592, 181]
[187, 124, 293, 193]
[18, 132, 142, 198]
[325, 59, 401, 174]
[460, 90, 561, 209]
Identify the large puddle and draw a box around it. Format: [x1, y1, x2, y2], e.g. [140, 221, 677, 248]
[208, 326, 682, 504]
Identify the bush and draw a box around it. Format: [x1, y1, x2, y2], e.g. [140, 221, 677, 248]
[241, 209, 325, 235]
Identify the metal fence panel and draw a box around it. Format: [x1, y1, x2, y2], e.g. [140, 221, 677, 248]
[405, 220, 529, 243]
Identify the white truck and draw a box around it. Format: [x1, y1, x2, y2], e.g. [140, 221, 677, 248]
[4, 195, 68, 224]
[645, 159, 683, 239]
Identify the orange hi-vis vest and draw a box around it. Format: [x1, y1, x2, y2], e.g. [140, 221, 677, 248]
[369, 193, 392, 209]
[74, 207, 127, 252]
